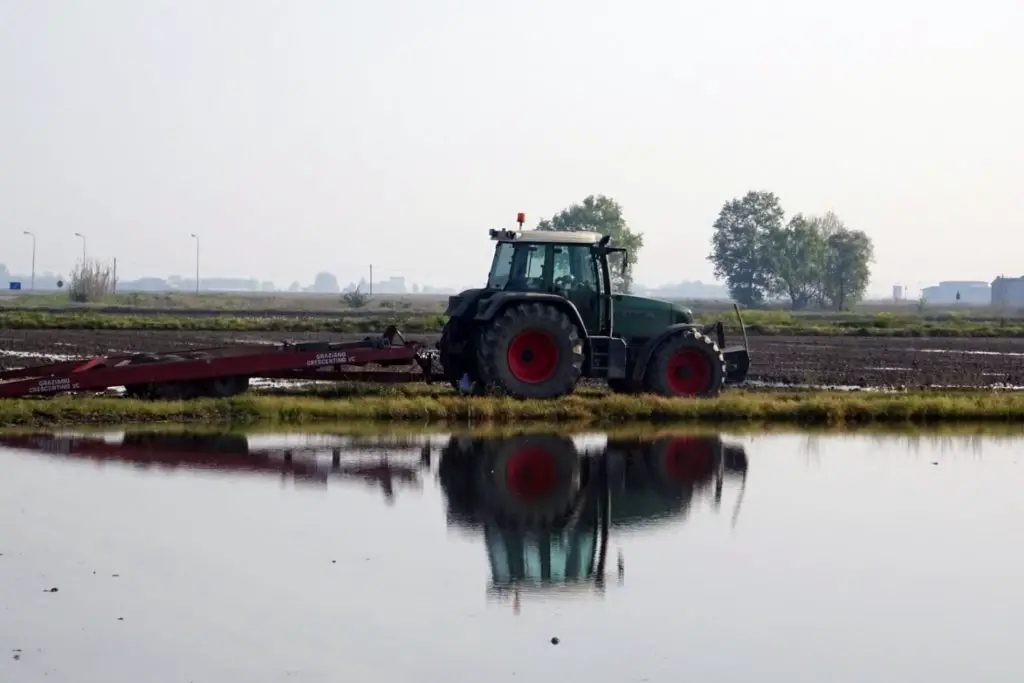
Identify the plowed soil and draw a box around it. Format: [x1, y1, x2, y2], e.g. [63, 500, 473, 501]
[3, 329, 1024, 389]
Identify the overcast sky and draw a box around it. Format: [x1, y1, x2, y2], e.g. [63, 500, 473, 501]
[1, 0, 1020, 295]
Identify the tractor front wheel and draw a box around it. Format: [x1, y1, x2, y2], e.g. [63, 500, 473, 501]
[644, 330, 726, 398]
[477, 303, 584, 399]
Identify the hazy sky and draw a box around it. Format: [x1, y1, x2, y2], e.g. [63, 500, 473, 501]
[1, 0, 1021, 296]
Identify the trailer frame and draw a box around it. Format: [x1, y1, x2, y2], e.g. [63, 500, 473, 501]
[0, 326, 437, 399]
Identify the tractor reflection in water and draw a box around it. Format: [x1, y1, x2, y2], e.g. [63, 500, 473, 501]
[0, 427, 747, 610]
[437, 433, 748, 610]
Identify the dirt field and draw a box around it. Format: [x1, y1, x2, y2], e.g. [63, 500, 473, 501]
[3, 329, 1024, 389]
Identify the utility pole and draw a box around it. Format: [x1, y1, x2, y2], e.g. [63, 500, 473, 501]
[190, 233, 200, 294]
[369, 264, 373, 296]
[112, 258, 117, 295]
[22, 231, 35, 291]
[74, 232, 86, 263]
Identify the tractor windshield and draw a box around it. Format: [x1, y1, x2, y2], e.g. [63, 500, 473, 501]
[487, 242, 548, 291]
[487, 242, 515, 289]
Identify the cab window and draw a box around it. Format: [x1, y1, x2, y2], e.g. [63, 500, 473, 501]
[490, 242, 551, 291]
[551, 244, 599, 294]
[487, 242, 515, 289]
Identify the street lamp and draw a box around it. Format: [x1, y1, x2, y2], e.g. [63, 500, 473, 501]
[73, 232, 86, 263]
[190, 233, 199, 294]
[22, 231, 35, 291]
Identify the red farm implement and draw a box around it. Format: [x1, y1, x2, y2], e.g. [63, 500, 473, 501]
[0, 327, 436, 399]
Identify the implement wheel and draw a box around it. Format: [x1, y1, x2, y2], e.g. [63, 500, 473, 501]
[644, 330, 726, 398]
[477, 303, 584, 399]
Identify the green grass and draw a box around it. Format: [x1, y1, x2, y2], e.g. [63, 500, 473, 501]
[3, 390, 1024, 428]
[4, 307, 1024, 337]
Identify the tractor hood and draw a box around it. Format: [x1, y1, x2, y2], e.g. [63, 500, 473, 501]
[611, 294, 693, 338]
[612, 294, 693, 320]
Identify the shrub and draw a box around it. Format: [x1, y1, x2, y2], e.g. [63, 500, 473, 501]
[342, 288, 370, 308]
[68, 259, 115, 303]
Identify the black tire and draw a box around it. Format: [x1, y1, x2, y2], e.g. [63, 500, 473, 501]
[643, 330, 726, 398]
[439, 319, 477, 391]
[123, 353, 179, 399]
[477, 435, 582, 528]
[476, 303, 584, 399]
[198, 376, 249, 398]
[607, 378, 640, 394]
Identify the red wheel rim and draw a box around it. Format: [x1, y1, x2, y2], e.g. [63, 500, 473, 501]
[504, 446, 558, 499]
[666, 349, 712, 395]
[507, 330, 559, 384]
[663, 437, 714, 482]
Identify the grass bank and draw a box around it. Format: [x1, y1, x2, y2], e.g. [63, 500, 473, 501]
[5, 309, 1024, 337]
[6, 419, 1023, 441]
[3, 390, 1024, 428]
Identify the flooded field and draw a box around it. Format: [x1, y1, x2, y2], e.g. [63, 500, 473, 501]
[2, 428, 1023, 682]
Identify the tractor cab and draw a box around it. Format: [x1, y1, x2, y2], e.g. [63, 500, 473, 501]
[486, 229, 608, 293]
[486, 228, 614, 334]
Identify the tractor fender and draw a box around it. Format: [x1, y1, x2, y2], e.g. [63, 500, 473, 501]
[630, 323, 709, 383]
[445, 289, 488, 317]
[474, 292, 589, 339]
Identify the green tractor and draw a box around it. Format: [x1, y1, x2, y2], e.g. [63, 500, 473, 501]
[439, 217, 751, 399]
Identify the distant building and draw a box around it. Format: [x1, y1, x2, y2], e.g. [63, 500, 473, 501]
[920, 281, 990, 305]
[373, 276, 407, 294]
[892, 285, 905, 301]
[991, 276, 1024, 309]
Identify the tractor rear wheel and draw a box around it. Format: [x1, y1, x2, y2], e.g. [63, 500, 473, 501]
[477, 303, 584, 399]
[477, 434, 582, 527]
[439, 319, 463, 390]
[644, 330, 726, 398]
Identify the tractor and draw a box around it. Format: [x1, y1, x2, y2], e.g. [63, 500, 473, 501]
[438, 215, 751, 399]
[436, 433, 749, 601]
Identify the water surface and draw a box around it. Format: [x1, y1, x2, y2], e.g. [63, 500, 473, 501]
[2, 428, 1023, 682]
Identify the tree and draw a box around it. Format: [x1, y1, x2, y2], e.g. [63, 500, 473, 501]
[767, 214, 828, 309]
[310, 271, 340, 293]
[812, 210, 844, 238]
[708, 191, 785, 306]
[822, 228, 874, 310]
[536, 194, 644, 293]
[709, 195, 874, 310]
